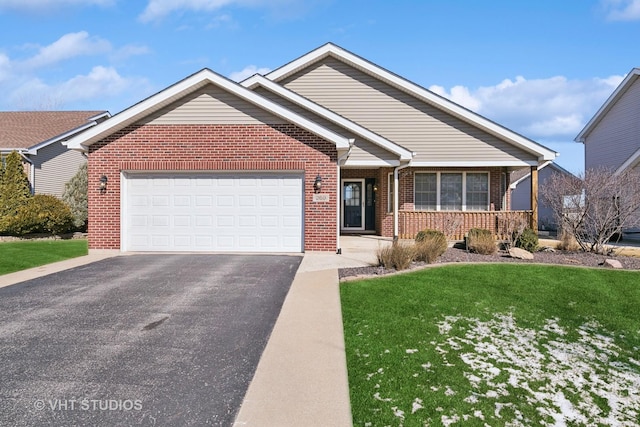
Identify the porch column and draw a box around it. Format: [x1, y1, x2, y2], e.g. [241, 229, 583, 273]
[530, 165, 538, 231]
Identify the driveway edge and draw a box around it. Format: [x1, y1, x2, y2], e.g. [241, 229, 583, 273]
[0, 250, 120, 289]
[233, 267, 353, 427]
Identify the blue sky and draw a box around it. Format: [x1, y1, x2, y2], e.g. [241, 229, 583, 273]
[1, 0, 639, 174]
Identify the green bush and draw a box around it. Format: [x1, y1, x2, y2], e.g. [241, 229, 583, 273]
[515, 228, 539, 252]
[414, 229, 448, 263]
[0, 194, 74, 236]
[62, 162, 88, 231]
[0, 151, 32, 217]
[466, 228, 497, 255]
[376, 242, 415, 270]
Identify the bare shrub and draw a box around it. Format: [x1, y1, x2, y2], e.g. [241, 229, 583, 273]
[541, 167, 640, 254]
[414, 229, 448, 263]
[467, 228, 497, 255]
[376, 242, 415, 270]
[439, 213, 464, 240]
[557, 230, 580, 251]
[498, 213, 528, 249]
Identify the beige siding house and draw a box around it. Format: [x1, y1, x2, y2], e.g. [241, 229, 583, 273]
[245, 43, 557, 240]
[65, 43, 557, 253]
[0, 111, 110, 197]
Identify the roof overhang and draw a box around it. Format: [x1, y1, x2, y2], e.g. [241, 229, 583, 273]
[575, 68, 640, 144]
[242, 74, 413, 161]
[30, 111, 111, 154]
[509, 161, 576, 189]
[65, 69, 351, 152]
[266, 43, 558, 163]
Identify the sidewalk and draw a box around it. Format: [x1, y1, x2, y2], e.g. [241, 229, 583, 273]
[233, 236, 388, 427]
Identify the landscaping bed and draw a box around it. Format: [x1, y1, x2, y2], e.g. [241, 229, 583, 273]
[339, 245, 640, 280]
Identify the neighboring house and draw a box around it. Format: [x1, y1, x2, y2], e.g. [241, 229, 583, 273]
[575, 68, 640, 174]
[510, 162, 575, 231]
[0, 111, 111, 197]
[65, 43, 557, 253]
[575, 67, 640, 234]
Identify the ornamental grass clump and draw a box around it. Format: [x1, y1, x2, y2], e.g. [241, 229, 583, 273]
[376, 242, 415, 271]
[466, 228, 497, 255]
[414, 229, 448, 263]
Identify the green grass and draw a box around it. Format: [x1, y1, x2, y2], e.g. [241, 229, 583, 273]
[0, 239, 88, 275]
[341, 264, 640, 426]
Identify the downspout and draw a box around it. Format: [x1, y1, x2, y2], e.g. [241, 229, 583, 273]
[336, 139, 354, 254]
[393, 161, 411, 241]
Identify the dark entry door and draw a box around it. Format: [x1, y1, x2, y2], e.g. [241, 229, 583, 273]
[365, 178, 376, 231]
[343, 181, 363, 229]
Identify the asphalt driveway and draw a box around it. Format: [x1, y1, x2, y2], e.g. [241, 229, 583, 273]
[0, 254, 301, 426]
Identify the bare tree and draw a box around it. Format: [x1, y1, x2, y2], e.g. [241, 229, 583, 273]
[541, 167, 640, 254]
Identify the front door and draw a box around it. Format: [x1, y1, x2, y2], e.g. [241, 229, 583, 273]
[342, 180, 364, 230]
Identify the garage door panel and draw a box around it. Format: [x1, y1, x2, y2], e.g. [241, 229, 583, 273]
[124, 173, 303, 252]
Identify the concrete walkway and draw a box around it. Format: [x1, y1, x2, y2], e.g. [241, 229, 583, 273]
[234, 236, 389, 427]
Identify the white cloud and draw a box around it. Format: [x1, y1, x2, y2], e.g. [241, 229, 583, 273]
[110, 44, 152, 62]
[139, 0, 310, 23]
[22, 31, 111, 69]
[602, 0, 640, 21]
[229, 64, 271, 82]
[8, 66, 149, 109]
[0, 0, 114, 12]
[429, 74, 624, 140]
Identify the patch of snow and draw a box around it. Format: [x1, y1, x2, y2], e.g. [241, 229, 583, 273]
[391, 406, 405, 419]
[441, 414, 460, 426]
[373, 392, 392, 402]
[406, 348, 418, 354]
[411, 398, 423, 414]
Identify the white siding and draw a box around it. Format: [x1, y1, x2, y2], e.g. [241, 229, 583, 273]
[281, 57, 538, 164]
[585, 78, 640, 171]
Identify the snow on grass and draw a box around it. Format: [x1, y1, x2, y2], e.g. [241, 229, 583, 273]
[435, 313, 640, 425]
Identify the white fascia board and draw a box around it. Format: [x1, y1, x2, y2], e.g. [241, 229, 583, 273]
[342, 159, 401, 167]
[615, 147, 640, 175]
[575, 68, 640, 143]
[267, 43, 557, 162]
[509, 161, 575, 189]
[242, 74, 412, 161]
[411, 160, 539, 168]
[65, 69, 350, 152]
[31, 116, 109, 154]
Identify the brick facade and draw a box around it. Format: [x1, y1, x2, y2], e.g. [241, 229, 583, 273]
[88, 123, 337, 251]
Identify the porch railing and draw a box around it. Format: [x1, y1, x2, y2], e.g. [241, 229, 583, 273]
[399, 210, 533, 241]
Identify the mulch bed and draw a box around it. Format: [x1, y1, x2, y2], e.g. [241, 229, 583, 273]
[339, 245, 640, 280]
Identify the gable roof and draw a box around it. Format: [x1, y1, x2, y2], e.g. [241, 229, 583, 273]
[575, 68, 640, 143]
[241, 74, 414, 162]
[266, 43, 557, 162]
[0, 111, 109, 153]
[65, 68, 352, 152]
[509, 161, 575, 189]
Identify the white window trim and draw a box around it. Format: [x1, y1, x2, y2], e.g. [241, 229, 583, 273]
[414, 171, 490, 211]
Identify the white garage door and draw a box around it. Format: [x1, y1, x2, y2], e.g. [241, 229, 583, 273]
[123, 173, 303, 252]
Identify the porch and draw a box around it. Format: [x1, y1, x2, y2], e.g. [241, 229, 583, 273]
[397, 210, 533, 240]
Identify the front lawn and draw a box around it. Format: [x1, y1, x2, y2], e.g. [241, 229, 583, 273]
[0, 239, 88, 275]
[341, 264, 640, 426]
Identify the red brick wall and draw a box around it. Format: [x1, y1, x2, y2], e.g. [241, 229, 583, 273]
[88, 123, 337, 251]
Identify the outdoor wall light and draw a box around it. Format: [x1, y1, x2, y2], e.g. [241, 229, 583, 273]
[99, 175, 108, 193]
[313, 174, 323, 193]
